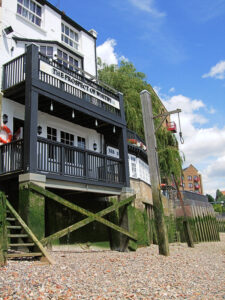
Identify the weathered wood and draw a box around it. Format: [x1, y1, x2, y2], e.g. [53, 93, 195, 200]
[6, 200, 54, 265]
[0, 192, 7, 266]
[28, 183, 136, 242]
[140, 90, 169, 256]
[173, 175, 194, 248]
[7, 252, 42, 258]
[7, 226, 22, 229]
[9, 243, 35, 247]
[41, 195, 135, 245]
[191, 207, 199, 243]
[8, 234, 28, 238]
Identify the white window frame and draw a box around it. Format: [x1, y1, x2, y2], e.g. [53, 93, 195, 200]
[57, 48, 81, 71]
[61, 22, 79, 50]
[17, 0, 42, 27]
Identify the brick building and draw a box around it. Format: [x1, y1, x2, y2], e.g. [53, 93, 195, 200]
[180, 164, 203, 194]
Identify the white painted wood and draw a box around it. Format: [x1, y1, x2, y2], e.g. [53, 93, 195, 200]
[0, 0, 96, 90]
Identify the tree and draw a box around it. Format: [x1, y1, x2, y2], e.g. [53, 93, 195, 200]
[206, 194, 214, 203]
[98, 59, 183, 180]
[215, 189, 225, 203]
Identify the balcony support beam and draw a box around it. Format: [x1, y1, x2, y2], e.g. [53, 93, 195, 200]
[23, 44, 39, 173]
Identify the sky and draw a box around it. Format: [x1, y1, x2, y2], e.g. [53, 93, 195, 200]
[49, 0, 225, 197]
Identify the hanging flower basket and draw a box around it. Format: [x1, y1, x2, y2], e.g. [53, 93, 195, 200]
[127, 139, 147, 151]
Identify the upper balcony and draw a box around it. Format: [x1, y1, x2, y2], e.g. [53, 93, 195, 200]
[127, 129, 147, 162]
[1, 47, 123, 122]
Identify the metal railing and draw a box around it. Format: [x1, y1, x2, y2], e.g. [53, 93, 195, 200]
[2, 54, 26, 90]
[0, 140, 23, 175]
[37, 137, 123, 184]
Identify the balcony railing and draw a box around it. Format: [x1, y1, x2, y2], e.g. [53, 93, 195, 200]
[38, 53, 121, 116]
[0, 140, 23, 175]
[0, 138, 124, 185]
[2, 52, 121, 117]
[127, 129, 147, 152]
[37, 138, 123, 184]
[2, 54, 26, 90]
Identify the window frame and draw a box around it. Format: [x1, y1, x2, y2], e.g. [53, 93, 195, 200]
[61, 22, 79, 50]
[17, 0, 42, 27]
[57, 48, 80, 71]
[47, 126, 57, 160]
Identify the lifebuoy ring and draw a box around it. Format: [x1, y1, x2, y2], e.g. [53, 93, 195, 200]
[0, 125, 12, 144]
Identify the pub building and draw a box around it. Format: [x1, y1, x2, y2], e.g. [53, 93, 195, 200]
[0, 0, 155, 247]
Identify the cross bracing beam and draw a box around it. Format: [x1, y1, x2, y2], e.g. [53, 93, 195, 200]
[27, 183, 136, 244]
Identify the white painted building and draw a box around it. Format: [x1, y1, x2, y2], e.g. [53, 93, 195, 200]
[0, 0, 150, 196]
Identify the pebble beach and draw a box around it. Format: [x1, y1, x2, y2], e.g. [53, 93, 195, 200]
[0, 233, 224, 300]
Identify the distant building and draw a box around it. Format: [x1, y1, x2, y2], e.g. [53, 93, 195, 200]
[180, 164, 203, 194]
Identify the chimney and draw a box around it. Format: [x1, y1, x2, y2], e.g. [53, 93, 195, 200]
[89, 29, 97, 38]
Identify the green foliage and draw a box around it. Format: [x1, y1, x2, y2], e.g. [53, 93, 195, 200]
[215, 189, 225, 203]
[206, 194, 214, 203]
[213, 204, 224, 213]
[98, 59, 182, 179]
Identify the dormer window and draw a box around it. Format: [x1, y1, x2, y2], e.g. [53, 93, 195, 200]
[17, 0, 42, 27]
[61, 23, 79, 50]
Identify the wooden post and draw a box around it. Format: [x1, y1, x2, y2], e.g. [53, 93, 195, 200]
[0, 192, 7, 266]
[173, 176, 194, 247]
[140, 90, 169, 256]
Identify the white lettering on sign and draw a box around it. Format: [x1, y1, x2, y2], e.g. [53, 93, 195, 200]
[40, 61, 120, 110]
[107, 146, 120, 158]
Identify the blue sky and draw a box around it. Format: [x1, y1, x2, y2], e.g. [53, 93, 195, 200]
[49, 0, 225, 196]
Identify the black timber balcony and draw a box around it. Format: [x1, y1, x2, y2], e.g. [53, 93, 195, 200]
[1, 45, 130, 188]
[2, 51, 121, 119]
[0, 138, 124, 187]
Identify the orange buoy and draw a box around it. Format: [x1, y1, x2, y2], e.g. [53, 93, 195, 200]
[0, 125, 12, 144]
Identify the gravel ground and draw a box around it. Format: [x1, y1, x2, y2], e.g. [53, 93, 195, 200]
[0, 233, 224, 300]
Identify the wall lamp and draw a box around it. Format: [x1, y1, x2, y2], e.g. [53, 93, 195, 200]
[2, 114, 8, 124]
[37, 126, 42, 135]
[93, 143, 97, 151]
[4, 26, 14, 35]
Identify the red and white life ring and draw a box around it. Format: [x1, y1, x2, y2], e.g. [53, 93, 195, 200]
[0, 125, 12, 144]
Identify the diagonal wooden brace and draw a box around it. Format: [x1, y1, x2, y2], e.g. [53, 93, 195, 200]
[28, 183, 137, 243]
[41, 195, 135, 245]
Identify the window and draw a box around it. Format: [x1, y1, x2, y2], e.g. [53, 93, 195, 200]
[187, 175, 192, 181]
[57, 49, 79, 71]
[131, 163, 137, 178]
[61, 131, 74, 146]
[188, 183, 193, 188]
[61, 23, 79, 50]
[77, 136, 85, 149]
[40, 46, 53, 59]
[61, 131, 74, 163]
[47, 127, 57, 159]
[47, 127, 57, 141]
[17, 0, 42, 27]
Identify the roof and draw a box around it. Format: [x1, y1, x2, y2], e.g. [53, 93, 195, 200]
[13, 37, 84, 59]
[183, 164, 198, 172]
[221, 191, 225, 196]
[36, 0, 96, 39]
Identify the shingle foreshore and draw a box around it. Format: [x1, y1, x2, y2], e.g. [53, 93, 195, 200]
[0, 233, 224, 300]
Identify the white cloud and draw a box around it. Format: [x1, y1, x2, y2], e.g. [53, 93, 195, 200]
[169, 87, 175, 93]
[128, 0, 165, 17]
[97, 39, 128, 66]
[202, 60, 225, 79]
[119, 55, 129, 62]
[97, 39, 118, 66]
[162, 93, 225, 196]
